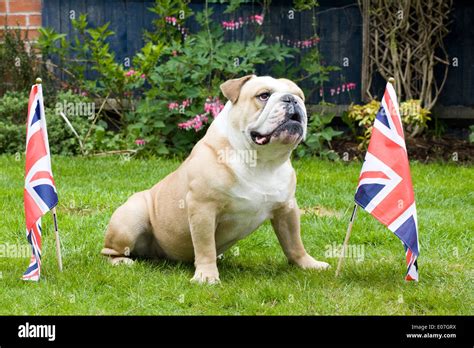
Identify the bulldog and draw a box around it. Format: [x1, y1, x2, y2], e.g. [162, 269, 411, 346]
[101, 75, 330, 284]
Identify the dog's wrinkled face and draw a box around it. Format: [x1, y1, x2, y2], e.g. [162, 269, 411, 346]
[221, 75, 307, 150]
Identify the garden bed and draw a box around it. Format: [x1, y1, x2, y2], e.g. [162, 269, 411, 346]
[332, 135, 474, 164]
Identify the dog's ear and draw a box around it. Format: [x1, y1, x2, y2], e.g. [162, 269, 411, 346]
[220, 75, 255, 104]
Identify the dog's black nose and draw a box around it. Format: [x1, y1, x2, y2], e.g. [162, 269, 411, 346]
[281, 94, 298, 105]
[282, 94, 303, 123]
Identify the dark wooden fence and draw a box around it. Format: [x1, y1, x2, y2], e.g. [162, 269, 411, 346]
[42, 0, 474, 117]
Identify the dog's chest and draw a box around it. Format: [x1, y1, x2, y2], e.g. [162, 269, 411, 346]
[216, 163, 294, 248]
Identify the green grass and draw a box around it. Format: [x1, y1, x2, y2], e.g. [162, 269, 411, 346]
[0, 155, 472, 315]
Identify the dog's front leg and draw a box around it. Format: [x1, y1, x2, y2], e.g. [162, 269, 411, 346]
[187, 194, 220, 284]
[271, 200, 330, 270]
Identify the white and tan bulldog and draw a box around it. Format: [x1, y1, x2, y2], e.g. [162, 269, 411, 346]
[102, 75, 330, 284]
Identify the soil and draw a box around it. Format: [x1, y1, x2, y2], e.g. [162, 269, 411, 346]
[331, 135, 474, 164]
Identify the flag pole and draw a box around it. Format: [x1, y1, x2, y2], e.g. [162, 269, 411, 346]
[335, 204, 358, 277]
[335, 77, 395, 278]
[52, 207, 63, 272]
[36, 77, 63, 272]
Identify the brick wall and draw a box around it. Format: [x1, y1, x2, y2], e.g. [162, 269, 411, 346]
[0, 0, 42, 40]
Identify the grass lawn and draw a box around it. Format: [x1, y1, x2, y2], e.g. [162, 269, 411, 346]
[0, 155, 472, 315]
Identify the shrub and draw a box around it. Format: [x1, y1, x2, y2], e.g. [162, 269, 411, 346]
[345, 100, 380, 149]
[346, 99, 431, 149]
[0, 90, 105, 155]
[297, 103, 343, 160]
[47, 91, 94, 155]
[0, 27, 38, 95]
[0, 121, 25, 154]
[37, 15, 153, 124]
[132, 4, 293, 155]
[0, 91, 28, 154]
[0, 91, 29, 124]
[399, 99, 431, 137]
[27, 0, 340, 158]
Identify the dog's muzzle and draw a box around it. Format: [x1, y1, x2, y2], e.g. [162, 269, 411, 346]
[250, 94, 306, 146]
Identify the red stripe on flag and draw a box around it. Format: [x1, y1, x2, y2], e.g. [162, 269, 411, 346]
[31, 223, 42, 250]
[25, 130, 47, 175]
[368, 128, 412, 178]
[358, 171, 389, 183]
[24, 189, 43, 230]
[370, 178, 415, 226]
[366, 128, 415, 226]
[383, 91, 404, 139]
[406, 249, 413, 264]
[27, 85, 38, 127]
[30, 171, 54, 182]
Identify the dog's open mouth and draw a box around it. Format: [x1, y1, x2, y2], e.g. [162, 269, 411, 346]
[250, 114, 303, 146]
[250, 131, 272, 145]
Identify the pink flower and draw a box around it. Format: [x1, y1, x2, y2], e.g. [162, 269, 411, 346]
[178, 97, 224, 131]
[135, 139, 146, 146]
[168, 102, 179, 110]
[204, 97, 224, 118]
[193, 118, 203, 130]
[140, 73, 146, 79]
[346, 82, 356, 90]
[319, 88, 323, 97]
[165, 16, 177, 25]
[330, 88, 335, 96]
[254, 14, 264, 25]
[125, 69, 135, 77]
[222, 13, 264, 30]
[81, 91, 88, 97]
[178, 114, 208, 132]
[181, 99, 191, 108]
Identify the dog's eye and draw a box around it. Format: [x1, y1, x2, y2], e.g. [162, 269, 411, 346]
[257, 92, 270, 101]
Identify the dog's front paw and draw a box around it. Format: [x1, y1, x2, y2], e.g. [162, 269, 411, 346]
[294, 254, 330, 270]
[190, 264, 220, 285]
[110, 257, 135, 266]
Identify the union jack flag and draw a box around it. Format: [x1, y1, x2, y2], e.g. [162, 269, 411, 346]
[354, 81, 419, 281]
[23, 83, 58, 281]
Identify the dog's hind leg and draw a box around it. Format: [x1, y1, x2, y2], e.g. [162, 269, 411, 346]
[101, 191, 154, 265]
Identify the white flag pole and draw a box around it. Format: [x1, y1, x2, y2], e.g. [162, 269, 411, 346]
[51, 207, 63, 272]
[335, 204, 358, 277]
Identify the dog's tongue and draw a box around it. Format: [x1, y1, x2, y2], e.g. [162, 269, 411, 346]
[255, 135, 267, 145]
